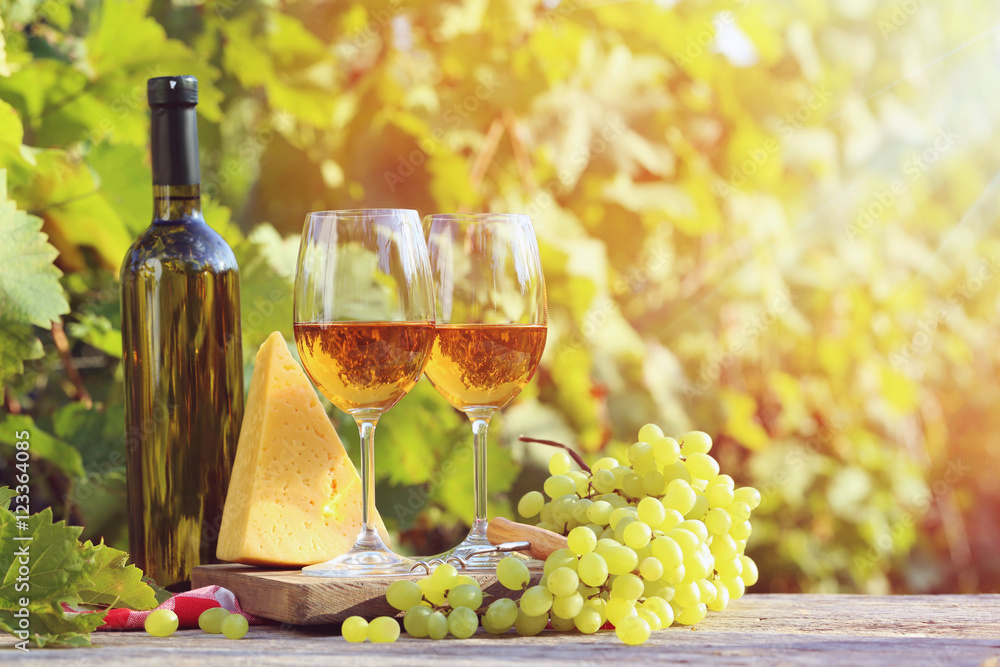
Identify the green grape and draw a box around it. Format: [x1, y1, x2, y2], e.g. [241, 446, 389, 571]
[514, 610, 548, 636]
[662, 461, 692, 485]
[574, 606, 603, 634]
[219, 614, 250, 639]
[539, 503, 554, 523]
[622, 473, 645, 499]
[628, 441, 655, 467]
[704, 507, 733, 535]
[584, 597, 608, 623]
[698, 578, 717, 604]
[714, 474, 735, 490]
[728, 501, 752, 522]
[594, 537, 619, 555]
[678, 519, 709, 543]
[623, 521, 652, 549]
[145, 609, 179, 637]
[637, 608, 663, 631]
[663, 480, 696, 515]
[675, 602, 707, 626]
[367, 616, 400, 643]
[403, 605, 432, 637]
[651, 536, 684, 569]
[497, 556, 531, 590]
[715, 556, 743, 580]
[455, 574, 479, 588]
[730, 519, 753, 541]
[707, 580, 730, 612]
[447, 607, 478, 639]
[685, 493, 710, 520]
[569, 471, 591, 496]
[666, 528, 699, 554]
[426, 611, 449, 640]
[552, 495, 577, 523]
[692, 478, 708, 492]
[662, 565, 686, 585]
[544, 474, 577, 498]
[386, 579, 423, 611]
[637, 497, 666, 526]
[552, 592, 584, 619]
[605, 597, 638, 625]
[417, 576, 446, 606]
[637, 423, 664, 443]
[609, 507, 636, 530]
[571, 498, 594, 523]
[733, 486, 761, 509]
[672, 580, 701, 607]
[611, 465, 632, 484]
[519, 585, 554, 616]
[518, 490, 545, 518]
[587, 500, 614, 525]
[546, 567, 580, 597]
[612, 573, 645, 601]
[448, 583, 484, 610]
[658, 509, 684, 532]
[549, 451, 573, 475]
[603, 493, 629, 509]
[724, 576, 746, 600]
[683, 550, 712, 581]
[642, 596, 674, 627]
[711, 534, 739, 560]
[592, 456, 620, 472]
[431, 562, 459, 591]
[550, 613, 577, 632]
[642, 470, 667, 496]
[685, 452, 719, 481]
[740, 555, 759, 586]
[567, 526, 597, 555]
[592, 469, 617, 493]
[537, 521, 559, 533]
[483, 598, 518, 634]
[615, 615, 651, 645]
[198, 607, 230, 634]
[342, 616, 368, 642]
[578, 552, 609, 587]
[639, 556, 664, 581]
[705, 483, 735, 509]
[604, 545, 639, 576]
[680, 431, 713, 454]
[543, 548, 578, 574]
[651, 436, 681, 466]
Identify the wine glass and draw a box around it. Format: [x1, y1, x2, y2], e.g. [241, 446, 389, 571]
[293, 209, 435, 576]
[423, 213, 547, 569]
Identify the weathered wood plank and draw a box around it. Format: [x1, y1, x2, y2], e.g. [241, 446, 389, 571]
[4, 595, 1000, 666]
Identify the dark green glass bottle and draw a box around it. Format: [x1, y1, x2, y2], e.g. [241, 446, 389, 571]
[120, 76, 244, 590]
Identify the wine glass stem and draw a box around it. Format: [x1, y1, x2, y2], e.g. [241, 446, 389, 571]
[468, 409, 495, 542]
[356, 416, 379, 541]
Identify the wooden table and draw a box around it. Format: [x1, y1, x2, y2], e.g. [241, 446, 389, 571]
[5, 595, 1000, 665]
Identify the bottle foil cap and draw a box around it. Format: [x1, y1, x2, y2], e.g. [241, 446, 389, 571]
[148, 76, 198, 106]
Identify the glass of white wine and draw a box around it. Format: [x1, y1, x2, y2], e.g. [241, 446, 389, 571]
[293, 209, 435, 576]
[422, 213, 548, 569]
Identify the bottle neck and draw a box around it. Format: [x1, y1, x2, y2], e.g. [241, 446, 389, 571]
[150, 103, 201, 223]
[154, 184, 202, 222]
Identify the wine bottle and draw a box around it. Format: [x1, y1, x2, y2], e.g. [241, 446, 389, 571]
[120, 76, 244, 589]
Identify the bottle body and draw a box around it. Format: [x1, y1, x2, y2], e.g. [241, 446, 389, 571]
[121, 76, 243, 589]
[121, 209, 243, 589]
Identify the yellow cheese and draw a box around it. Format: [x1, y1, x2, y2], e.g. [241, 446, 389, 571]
[217, 331, 390, 566]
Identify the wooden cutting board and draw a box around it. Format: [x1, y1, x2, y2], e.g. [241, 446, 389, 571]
[191, 563, 542, 625]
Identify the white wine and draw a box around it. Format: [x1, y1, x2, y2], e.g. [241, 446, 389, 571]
[120, 76, 244, 589]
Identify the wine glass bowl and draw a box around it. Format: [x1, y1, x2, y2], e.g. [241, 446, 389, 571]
[293, 209, 435, 576]
[423, 213, 548, 568]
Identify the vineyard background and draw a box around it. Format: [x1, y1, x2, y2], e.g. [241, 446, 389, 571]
[2, 0, 1000, 595]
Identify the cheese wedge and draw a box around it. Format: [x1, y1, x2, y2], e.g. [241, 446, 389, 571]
[217, 331, 390, 566]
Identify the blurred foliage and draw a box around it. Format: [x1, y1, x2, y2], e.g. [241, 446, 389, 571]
[2, 0, 1000, 594]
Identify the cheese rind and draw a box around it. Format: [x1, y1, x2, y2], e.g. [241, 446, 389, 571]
[217, 331, 389, 566]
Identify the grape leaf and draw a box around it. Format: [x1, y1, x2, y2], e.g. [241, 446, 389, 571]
[76, 540, 163, 610]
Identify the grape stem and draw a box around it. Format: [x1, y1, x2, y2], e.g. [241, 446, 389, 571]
[517, 436, 592, 474]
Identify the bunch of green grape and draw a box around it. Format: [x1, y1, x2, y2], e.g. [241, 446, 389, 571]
[380, 563, 490, 640]
[515, 425, 760, 644]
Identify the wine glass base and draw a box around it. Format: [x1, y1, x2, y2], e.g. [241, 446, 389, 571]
[432, 535, 544, 571]
[302, 547, 417, 577]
